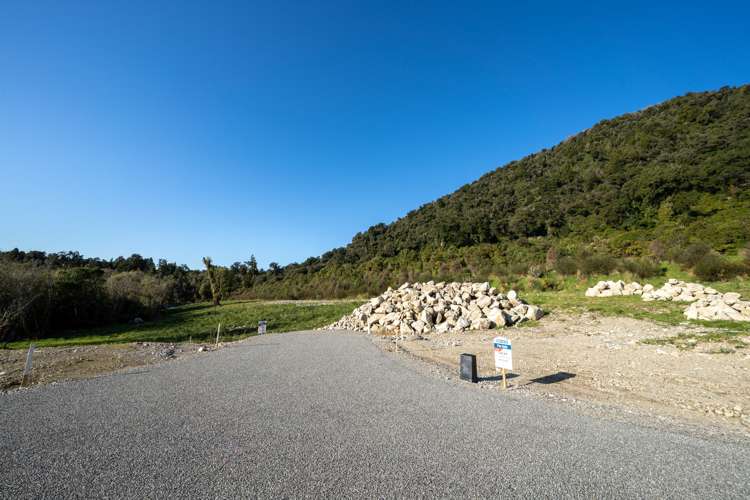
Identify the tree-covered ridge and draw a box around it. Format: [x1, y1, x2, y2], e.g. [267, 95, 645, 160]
[337, 85, 750, 261]
[235, 85, 750, 299]
[3, 84, 750, 328]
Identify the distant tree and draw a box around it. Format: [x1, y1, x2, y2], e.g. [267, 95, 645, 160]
[545, 247, 558, 271]
[269, 262, 281, 276]
[240, 254, 260, 288]
[246, 255, 259, 276]
[202, 257, 221, 306]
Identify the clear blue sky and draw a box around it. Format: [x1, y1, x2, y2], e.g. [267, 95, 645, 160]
[1, 1, 748, 269]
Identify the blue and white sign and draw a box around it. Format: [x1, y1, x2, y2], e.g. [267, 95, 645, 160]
[258, 320, 267, 335]
[493, 336, 512, 370]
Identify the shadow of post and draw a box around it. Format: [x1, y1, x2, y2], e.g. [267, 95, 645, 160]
[478, 373, 519, 382]
[528, 371, 576, 385]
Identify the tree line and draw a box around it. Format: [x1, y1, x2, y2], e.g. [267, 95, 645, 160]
[0, 249, 270, 342]
[3, 85, 750, 340]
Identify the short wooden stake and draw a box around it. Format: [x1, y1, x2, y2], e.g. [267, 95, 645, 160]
[215, 323, 221, 347]
[501, 368, 507, 390]
[22, 343, 35, 387]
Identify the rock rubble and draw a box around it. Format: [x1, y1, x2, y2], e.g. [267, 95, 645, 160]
[641, 279, 720, 302]
[586, 278, 750, 322]
[585, 280, 643, 297]
[685, 292, 750, 321]
[324, 281, 544, 334]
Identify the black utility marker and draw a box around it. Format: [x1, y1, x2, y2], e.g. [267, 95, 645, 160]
[459, 353, 478, 383]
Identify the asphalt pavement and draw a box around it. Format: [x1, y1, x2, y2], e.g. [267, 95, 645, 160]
[1, 331, 749, 498]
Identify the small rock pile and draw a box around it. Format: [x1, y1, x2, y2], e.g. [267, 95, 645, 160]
[325, 281, 544, 335]
[685, 292, 750, 321]
[641, 279, 719, 302]
[585, 280, 643, 297]
[585, 278, 750, 322]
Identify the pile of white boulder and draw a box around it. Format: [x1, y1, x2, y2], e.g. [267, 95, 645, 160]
[586, 278, 750, 322]
[685, 292, 750, 321]
[641, 279, 720, 302]
[585, 280, 644, 297]
[325, 281, 544, 335]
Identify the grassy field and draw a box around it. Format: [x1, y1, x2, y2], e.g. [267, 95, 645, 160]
[6, 267, 750, 351]
[521, 268, 750, 348]
[5, 300, 363, 349]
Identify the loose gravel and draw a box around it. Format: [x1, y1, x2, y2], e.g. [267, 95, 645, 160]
[1, 331, 749, 498]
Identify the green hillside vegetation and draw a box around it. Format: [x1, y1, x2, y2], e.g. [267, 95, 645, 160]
[243, 85, 750, 299]
[2, 85, 749, 343]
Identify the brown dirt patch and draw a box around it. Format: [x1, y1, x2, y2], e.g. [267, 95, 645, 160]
[0, 342, 215, 391]
[387, 312, 750, 433]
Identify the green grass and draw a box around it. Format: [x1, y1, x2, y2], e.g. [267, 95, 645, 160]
[521, 272, 750, 349]
[5, 300, 362, 349]
[523, 285, 689, 325]
[522, 271, 750, 328]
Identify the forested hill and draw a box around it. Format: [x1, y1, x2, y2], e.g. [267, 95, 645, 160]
[5, 85, 750, 306]
[344, 84, 750, 259]
[249, 85, 750, 298]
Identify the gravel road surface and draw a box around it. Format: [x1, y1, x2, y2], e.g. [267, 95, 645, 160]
[1, 331, 749, 498]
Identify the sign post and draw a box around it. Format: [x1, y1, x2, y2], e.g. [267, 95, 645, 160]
[493, 336, 512, 389]
[258, 320, 267, 335]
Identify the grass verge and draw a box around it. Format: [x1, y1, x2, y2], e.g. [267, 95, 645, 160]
[4, 300, 362, 349]
[522, 273, 750, 349]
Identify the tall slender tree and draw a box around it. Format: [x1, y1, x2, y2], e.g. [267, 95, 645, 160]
[202, 257, 221, 306]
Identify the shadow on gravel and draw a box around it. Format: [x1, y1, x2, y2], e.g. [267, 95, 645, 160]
[118, 370, 151, 376]
[528, 372, 576, 385]
[478, 373, 519, 382]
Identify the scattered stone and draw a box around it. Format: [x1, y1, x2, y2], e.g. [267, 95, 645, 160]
[158, 346, 176, 358]
[642, 279, 720, 303]
[585, 280, 643, 297]
[585, 278, 750, 322]
[323, 282, 544, 334]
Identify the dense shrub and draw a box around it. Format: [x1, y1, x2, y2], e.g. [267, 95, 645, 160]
[554, 257, 578, 276]
[743, 243, 750, 268]
[621, 258, 663, 279]
[648, 240, 667, 261]
[693, 254, 722, 281]
[0, 264, 178, 342]
[676, 243, 712, 268]
[693, 254, 746, 281]
[0, 264, 51, 341]
[106, 271, 174, 321]
[578, 255, 618, 276]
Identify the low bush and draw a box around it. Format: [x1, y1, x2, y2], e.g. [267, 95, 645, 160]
[555, 257, 578, 276]
[621, 258, 663, 279]
[677, 243, 712, 268]
[693, 253, 746, 281]
[578, 255, 618, 276]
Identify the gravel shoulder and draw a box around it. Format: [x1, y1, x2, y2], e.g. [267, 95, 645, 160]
[0, 341, 214, 391]
[379, 311, 750, 436]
